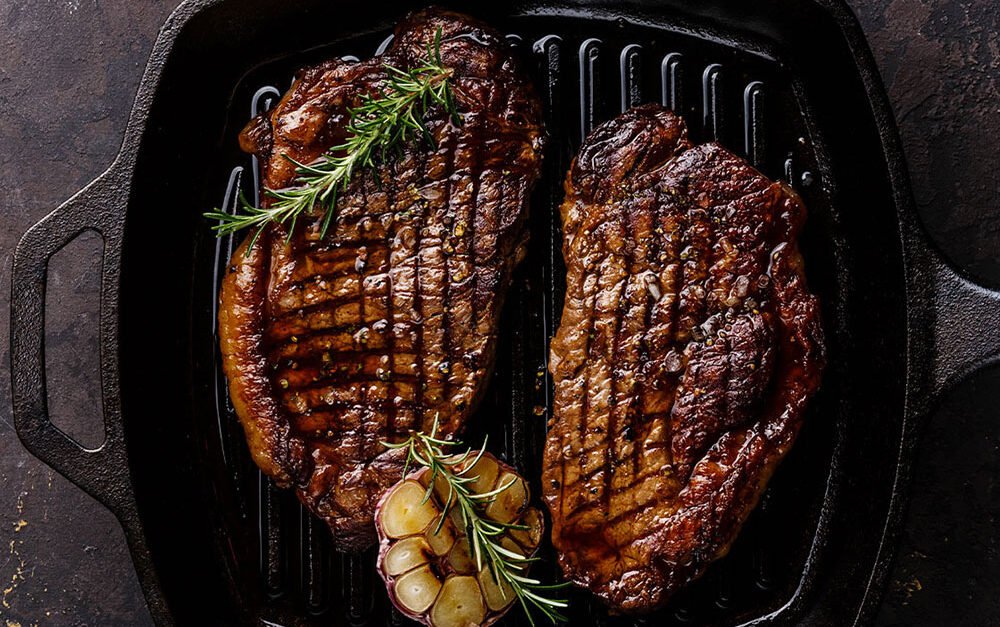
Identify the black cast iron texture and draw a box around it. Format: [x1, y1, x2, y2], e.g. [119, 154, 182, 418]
[2, 0, 998, 625]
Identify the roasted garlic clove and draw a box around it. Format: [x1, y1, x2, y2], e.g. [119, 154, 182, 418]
[395, 565, 443, 614]
[478, 567, 516, 612]
[378, 480, 440, 539]
[375, 451, 545, 627]
[499, 536, 525, 559]
[462, 453, 500, 494]
[484, 472, 528, 524]
[384, 536, 432, 576]
[508, 506, 543, 551]
[430, 576, 487, 627]
[425, 518, 457, 556]
[447, 537, 476, 575]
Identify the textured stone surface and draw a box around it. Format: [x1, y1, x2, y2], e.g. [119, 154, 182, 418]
[0, 0, 997, 624]
[852, 0, 1000, 287]
[851, 2, 1000, 625]
[0, 2, 175, 625]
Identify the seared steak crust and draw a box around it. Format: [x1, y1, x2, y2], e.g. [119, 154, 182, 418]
[219, 8, 543, 550]
[542, 105, 824, 612]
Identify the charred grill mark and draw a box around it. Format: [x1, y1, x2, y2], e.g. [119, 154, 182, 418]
[566, 474, 676, 529]
[447, 128, 474, 427]
[439, 129, 456, 431]
[462, 112, 479, 430]
[362, 184, 374, 432]
[655, 206, 680, 464]
[268, 329, 373, 360]
[637, 191, 675, 479]
[273, 348, 419, 382]
[383, 162, 402, 445]
[604, 201, 630, 515]
[290, 246, 359, 274]
[266, 300, 388, 344]
[355, 179, 379, 469]
[572, 232, 598, 520]
[357, 178, 388, 441]
[285, 239, 390, 281]
[388, 156, 418, 430]
[412, 148, 427, 431]
[429, 132, 455, 426]
[269, 283, 363, 322]
[610, 202, 648, 514]
[685, 198, 717, 469]
[292, 386, 422, 412]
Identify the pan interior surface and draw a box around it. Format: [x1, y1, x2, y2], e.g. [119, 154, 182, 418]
[118, 2, 906, 626]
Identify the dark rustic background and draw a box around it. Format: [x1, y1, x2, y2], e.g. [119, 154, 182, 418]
[1, 1, 997, 625]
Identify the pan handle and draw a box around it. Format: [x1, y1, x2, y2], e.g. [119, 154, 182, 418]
[917, 240, 1000, 397]
[9, 162, 132, 514]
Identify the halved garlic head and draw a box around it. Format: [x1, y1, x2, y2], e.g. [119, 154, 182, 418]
[374, 450, 545, 627]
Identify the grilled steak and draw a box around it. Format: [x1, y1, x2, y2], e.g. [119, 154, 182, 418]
[542, 105, 824, 612]
[218, 8, 543, 550]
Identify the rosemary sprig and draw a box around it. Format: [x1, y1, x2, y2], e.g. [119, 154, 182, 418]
[385, 421, 570, 626]
[204, 28, 460, 249]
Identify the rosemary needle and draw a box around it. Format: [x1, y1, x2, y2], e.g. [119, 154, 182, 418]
[204, 28, 460, 249]
[384, 420, 571, 626]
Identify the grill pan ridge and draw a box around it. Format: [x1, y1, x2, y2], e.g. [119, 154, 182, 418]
[9, 1, 1000, 626]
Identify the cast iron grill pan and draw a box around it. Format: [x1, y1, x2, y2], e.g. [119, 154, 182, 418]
[208, 17, 842, 626]
[11, 2, 1000, 626]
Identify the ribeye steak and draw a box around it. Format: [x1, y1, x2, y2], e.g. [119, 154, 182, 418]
[542, 105, 825, 612]
[219, 8, 544, 551]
